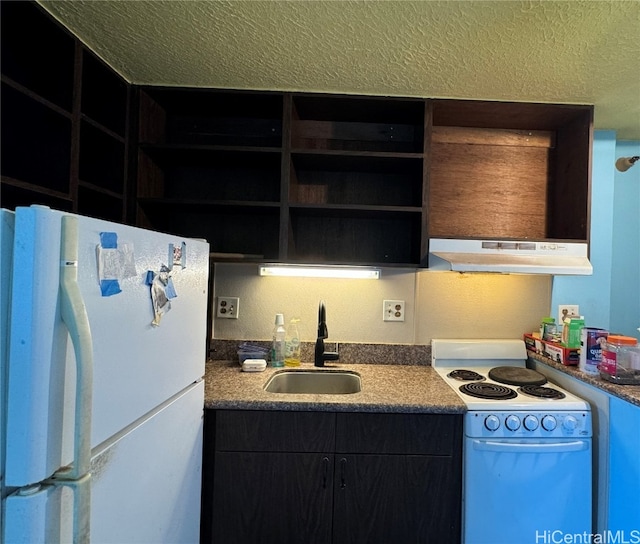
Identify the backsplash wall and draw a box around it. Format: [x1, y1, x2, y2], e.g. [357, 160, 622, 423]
[212, 263, 551, 345]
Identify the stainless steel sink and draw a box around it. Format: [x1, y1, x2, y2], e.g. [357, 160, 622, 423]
[264, 370, 361, 395]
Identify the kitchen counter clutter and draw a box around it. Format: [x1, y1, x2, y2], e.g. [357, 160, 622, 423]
[204, 359, 466, 413]
[528, 352, 640, 407]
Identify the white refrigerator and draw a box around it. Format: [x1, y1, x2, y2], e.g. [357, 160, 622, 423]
[1, 205, 209, 543]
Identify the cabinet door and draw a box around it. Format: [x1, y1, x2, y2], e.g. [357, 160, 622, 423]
[332, 454, 461, 544]
[211, 452, 333, 544]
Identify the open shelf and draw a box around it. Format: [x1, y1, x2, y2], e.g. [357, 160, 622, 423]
[1, 179, 73, 212]
[288, 206, 422, 265]
[290, 152, 423, 208]
[428, 99, 592, 242]
[139, 88, 283, 147]
[291, 94, 425, 154]
[0, 1, 75, 112]
[138, 199, 281, 259]
[0, 2, 131, 222]
[81, 50, 128, 137]
[139, 146, 281, 203]
[1, 82, 72, 193]
[79, 120, 126, 195]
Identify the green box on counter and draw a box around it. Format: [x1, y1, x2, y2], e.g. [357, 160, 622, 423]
[524, 333, 580, 366]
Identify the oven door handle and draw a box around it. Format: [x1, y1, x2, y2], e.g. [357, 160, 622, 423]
[472, 439, 589, 453]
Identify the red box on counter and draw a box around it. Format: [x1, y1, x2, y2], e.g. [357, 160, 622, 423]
[524, 333, 580, 366]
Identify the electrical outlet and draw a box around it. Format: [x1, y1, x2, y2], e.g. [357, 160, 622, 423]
[217, 296, 239, 319]
[558, 304, 580, 324]
[383, 300, 405, 322]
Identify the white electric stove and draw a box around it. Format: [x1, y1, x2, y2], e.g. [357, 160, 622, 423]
[432, 338, 590, 413]
[432, 339, 593, 544]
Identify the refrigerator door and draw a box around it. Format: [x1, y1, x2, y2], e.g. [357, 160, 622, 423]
[5, 206, 209, 487]
[4, 381, 204, 544]
[1, 210, 16, 539]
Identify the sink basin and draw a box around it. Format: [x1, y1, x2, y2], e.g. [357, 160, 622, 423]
[264, 370, 361, 395]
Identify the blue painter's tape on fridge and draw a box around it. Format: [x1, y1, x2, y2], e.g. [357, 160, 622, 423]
[166, 278, 177, 299]
[100, 279, 122, 296]
[98, 231, 121, 295]
[100, 232, 118, 249]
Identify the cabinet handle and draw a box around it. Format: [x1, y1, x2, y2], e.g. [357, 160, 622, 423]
[322, 456, 329, 489]
[340, 458, 347, 488]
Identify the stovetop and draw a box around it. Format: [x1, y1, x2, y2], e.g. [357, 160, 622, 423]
[433, 364, 590, 411]
[431, 339, 590, 412]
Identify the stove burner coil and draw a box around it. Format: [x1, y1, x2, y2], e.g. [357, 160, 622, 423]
[488, 366, 547, 386]
[448, 369, 484, 381]
[518, 385, 566, 400]
[459, 382, 517, 400]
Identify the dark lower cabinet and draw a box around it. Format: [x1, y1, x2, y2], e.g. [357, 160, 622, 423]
[202, 410, 462, 544]
[212, 452, 333, 544]
[333, 454, 459, 544]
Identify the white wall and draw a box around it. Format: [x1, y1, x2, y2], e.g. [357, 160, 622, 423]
[212, 263, 551, 345]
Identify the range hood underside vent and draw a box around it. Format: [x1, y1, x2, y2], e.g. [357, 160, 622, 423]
[428, 239, 592, 275]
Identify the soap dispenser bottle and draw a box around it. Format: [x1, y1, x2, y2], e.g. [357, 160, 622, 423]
[271, 314, 286, 367]
[285, 318, 301, 367]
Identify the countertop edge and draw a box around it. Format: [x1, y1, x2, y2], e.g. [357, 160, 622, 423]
[204, 360, 467, 414]
[205, 399, 465, 414]
[527, 353, 640, 408]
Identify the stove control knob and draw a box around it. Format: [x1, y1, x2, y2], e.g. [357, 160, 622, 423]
[523, 415, 539, 431]
[542, 415, 557, 431]
[484, 415, 500, 431]
[563, 415, 578, 432]
[505, 415, 521, 431]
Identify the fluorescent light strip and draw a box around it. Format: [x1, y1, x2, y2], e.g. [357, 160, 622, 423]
[258, 265, 380, 279]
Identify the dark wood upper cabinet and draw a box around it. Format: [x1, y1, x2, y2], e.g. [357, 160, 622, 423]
[134, 88, 283, 258]
[427, 99, 592, 242]
[133, 89, 592, 267]
[286, 94, 426, 265]
[290, 94, 425, 154]
[80, 51, 128, 138]
[1, 1, 131, 223]
[1, 1, 75, 112]
[1, 1, 74, 212]
[1, 3, 593, 266]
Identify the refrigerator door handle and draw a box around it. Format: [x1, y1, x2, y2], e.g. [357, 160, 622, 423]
[42, 474, 92, 543]
[54, 215, 94, 543]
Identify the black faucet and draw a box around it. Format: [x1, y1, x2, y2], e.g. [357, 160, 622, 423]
[314, 300, 339, 367]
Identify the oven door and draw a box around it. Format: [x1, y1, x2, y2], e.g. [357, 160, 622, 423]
[464, 437, 592, 544]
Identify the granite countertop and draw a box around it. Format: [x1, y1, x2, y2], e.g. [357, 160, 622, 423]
[529, 353, 640, 408]
[204, 360, 466, 414]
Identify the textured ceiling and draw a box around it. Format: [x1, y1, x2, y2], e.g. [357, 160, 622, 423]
[40, 0, 640, 140]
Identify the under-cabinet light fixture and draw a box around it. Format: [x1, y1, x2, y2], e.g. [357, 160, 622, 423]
[258, 264, 381, 279]
[615, 156, 640, 172]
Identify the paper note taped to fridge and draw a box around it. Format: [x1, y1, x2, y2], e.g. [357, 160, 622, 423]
[96, 232, 137, 296]
[145, 265, 178, 327]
